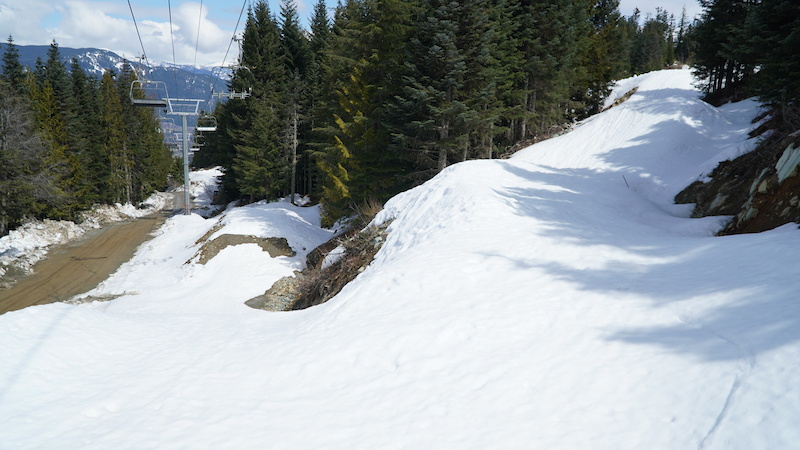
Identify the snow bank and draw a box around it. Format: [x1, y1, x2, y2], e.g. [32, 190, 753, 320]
[186, 166, 224, 217]
[2, 68, 799, 449]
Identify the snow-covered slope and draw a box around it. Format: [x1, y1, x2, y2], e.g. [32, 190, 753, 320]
[2, 68, 799, 449]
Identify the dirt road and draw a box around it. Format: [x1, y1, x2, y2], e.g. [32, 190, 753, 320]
[0, 212, 171, 315]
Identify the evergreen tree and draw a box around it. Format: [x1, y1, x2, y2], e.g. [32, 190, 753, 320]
[690, 0, 754, 101]
[513, 0, 594, 141]
[674, 7, 691, 64]
[1, 36, 26, 93]
[390, 0, 470, 174]
[745, 0, 800, 108]
[485, 0, 527, 155]
[117, 62, 172, 203]
[42, 41, 86, 213]
[305, 0, 333, 195]
[280, 0, 312, 203]
[631, 9, 674, 74]
[25, 71, 75, 219]
[232, 0, 287, 201]
[69, 58, 104, 204]
[100, 70, 133, 204]
[578, 0, 630, 116]
[315, 0, 418, 221]
[0, 81, 62, 235]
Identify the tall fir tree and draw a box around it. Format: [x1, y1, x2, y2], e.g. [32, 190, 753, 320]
[100, 70, 133, 204]
[1, 36, 26, 93]
[232, 0, 287, 201]
[315, 0, 418, 222]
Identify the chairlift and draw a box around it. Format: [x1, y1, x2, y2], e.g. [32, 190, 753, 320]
[130, 79, 169, 108]
[211, 64, 253, 100]
[196, 115, 218, 132]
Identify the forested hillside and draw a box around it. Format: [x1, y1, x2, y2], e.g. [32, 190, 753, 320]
[193, 0, 685, 224]
[0, 40, 174, 236]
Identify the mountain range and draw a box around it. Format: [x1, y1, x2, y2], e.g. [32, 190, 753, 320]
[0, 43, 231, 107]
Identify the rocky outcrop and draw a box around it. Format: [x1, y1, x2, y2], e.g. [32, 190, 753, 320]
[676, 126, 800, 235]
[244, 222, 391, 312]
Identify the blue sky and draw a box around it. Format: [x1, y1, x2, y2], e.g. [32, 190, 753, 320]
[0, 1, 703, 67]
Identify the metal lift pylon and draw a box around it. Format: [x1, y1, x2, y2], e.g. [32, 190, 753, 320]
[130, 78, 204, 215]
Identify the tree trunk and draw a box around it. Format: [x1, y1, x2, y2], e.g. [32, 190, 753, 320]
[438, 118, 449, 172]
[291, 107, 298, 205]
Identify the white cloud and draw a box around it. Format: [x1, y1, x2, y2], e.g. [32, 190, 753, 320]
[169, 2, 231, 64]
[0, 0, 58, 44]
[1, 0, 235, 66]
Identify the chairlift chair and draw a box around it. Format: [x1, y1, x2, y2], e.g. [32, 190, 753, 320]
[130, 80, 169, 108]
[196, 115, 218, 132]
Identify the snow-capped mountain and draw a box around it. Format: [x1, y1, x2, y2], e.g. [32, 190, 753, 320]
[0, 44, 231, 102]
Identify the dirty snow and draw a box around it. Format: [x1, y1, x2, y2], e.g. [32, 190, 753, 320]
[2, 68, 799, 449]
[0, 192, 171, 277]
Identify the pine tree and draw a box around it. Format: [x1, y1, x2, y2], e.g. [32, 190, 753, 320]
[315, 0, 418, 222]
[305, 0, 333, 195]
[512, 0, 594, 141]
[100, 70, 133, 204]
[43, 41, 87, 212]
[483, 0, 527, 156]
[0, 81, 62, 235]
[25, 71, 75, 219]
[280, 0, 311, 203]
[67, 59, 104, 204]
[690, 0, 754, 101]
[674, 7, 691, 64]
[390, 0, 469, 173]
[745, 0, 800, 108]
[232, 1, 288, 201]
[578, 0, 630, 116]
[1, 36, 26, 93]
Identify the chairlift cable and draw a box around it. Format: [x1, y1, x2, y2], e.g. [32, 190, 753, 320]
[205, 0, 249, 106]
[127, 0, 149, 63]
[189, 0, 204, 100]
[167, 0, 180, 88]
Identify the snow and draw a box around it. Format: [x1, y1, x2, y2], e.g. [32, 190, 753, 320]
[2, 67, 800, 449]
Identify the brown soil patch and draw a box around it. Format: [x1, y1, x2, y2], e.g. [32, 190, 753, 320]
[0, 214, 169, 314]
[192, 234, 295, 265]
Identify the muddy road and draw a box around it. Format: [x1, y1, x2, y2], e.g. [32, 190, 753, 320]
[0, 212, 172, 315]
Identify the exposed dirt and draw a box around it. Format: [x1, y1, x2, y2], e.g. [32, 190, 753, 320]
[191, 234, 295, 265]
[0, 213, 170, 315]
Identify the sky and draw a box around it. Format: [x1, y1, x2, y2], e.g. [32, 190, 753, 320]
[0, 0, 705, 67]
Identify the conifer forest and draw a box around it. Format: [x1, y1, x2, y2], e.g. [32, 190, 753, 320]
[2, 0, 798, 231]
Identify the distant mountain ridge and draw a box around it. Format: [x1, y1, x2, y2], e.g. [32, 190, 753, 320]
[0, 43, 231, 105]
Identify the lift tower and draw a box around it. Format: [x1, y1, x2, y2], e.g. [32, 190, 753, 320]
[130, 80, 203, 215]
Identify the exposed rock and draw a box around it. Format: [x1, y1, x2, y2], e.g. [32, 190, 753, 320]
[675, 125, 800, 234]
[602, 87, 639, 111]
[245, 273, 303, 311]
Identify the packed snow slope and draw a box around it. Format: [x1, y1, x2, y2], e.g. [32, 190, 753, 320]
[2, 68, 800, 449]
